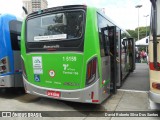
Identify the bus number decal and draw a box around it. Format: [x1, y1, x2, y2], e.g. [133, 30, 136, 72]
[63, 56, 77, 62]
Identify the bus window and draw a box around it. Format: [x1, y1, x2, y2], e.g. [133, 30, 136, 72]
[121, 31, 129, 54]
[26, 11, 85, 52]
[100, 27, 110, 56]
[97, 13, 110, 56]
[9, 20, 22, 50]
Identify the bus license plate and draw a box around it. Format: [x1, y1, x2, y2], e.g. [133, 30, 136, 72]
[47, 91, 61, 98]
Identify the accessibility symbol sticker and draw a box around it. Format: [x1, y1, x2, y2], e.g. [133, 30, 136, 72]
[34, 75, 40, 82]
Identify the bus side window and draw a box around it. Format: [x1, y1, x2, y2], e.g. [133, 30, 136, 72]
[9, 20, 22, 50]
[122, 39, 127, 53]
[97, 13, 110, 57]
[101, 27, 109, 56]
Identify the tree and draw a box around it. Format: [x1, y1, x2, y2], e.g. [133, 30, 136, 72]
[126, 29, 137, 40]
[126, 26, 150, 41]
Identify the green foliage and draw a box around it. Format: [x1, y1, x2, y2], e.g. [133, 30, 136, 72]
[127, 29, 137, 39]
[139, 47, 146, 51]
[126, 26, 150, 41]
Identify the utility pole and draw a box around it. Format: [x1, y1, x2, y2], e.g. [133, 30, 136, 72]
[135, 5, 142, 41]
[144, 15, 149, 37]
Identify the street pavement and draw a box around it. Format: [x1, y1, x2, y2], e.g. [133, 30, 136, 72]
[120, 63, 149, 91]
[0, 63, 160, 120]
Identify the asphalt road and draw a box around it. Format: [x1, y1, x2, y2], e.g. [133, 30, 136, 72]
[120, 63, 160, 110]
[0, 63, 159, 120]
[120, 63, 150, 91]
[0, 88, 159, 120]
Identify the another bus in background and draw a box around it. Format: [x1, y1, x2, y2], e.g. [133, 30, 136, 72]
[0, 14, 23, 88]
[149, 0, 160, 103]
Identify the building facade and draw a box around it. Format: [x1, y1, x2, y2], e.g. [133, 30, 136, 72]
[32, 0, 48, 12]
[22, 0, 48, 17]
[22, 0, 32, 14]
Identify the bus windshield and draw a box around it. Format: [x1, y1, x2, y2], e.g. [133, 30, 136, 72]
[27, 11, 84, 42]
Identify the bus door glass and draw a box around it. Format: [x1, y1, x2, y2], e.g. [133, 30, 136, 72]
[97, 14, 111, 96]
[126, 39, 130, 73]
[128, 38, 135, 72]
[124, 38, 131, 74]
[97, 13, 117, 93]
[115, 28, 121, 87]
[108, 26, 117, 93]
[121, 33, 129, 79]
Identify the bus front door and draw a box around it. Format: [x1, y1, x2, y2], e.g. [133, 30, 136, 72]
[108, 26, 117, 94]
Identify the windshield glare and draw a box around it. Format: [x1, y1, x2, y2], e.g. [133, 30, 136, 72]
[27, 11, 84, 42]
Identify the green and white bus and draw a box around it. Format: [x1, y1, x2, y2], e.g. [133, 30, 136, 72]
[21, 5, 135, 104]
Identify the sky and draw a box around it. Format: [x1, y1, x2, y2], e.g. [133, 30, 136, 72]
[0, 0, 151, 30]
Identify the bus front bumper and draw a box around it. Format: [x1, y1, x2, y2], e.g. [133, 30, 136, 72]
[149, 91, 160, 103]
[23, 76, 110, 104]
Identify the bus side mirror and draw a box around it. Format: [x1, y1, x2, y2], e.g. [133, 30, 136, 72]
[146, 38, 148, 43]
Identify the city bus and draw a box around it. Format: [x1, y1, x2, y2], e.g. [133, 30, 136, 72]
[21, 5, 135, 104]
[0, 14, 23, 88]
[149, 0, 160, 103]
